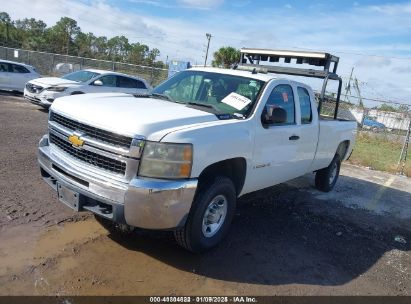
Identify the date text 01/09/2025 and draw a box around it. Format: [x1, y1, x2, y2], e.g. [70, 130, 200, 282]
[149, 296, 257, 303]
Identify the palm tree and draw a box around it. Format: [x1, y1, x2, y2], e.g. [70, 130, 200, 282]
[212, 46, 240, 68]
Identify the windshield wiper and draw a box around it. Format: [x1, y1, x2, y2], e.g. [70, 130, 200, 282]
[216, 113, 244, 120]
[133, 93, 151, 98]
[186, 102, 219, 111]
[150, 93, 177, 102]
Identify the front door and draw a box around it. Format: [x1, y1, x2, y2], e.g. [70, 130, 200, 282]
[250, 82, 303, 190]
[89, 75, 120, 93]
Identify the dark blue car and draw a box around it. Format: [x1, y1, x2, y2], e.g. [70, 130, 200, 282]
[363, 117, 385, 129]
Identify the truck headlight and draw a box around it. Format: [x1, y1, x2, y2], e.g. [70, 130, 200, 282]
[47, 86, 67, 92]
[139, 142, 193, 179]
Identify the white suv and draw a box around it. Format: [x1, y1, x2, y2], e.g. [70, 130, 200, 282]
[24, 69, 151, 108]
[0, 60, 40, 92]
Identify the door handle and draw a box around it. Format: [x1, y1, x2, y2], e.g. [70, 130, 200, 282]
[289, 135, 300, 141]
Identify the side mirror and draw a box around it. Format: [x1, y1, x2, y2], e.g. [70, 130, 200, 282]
[93, 80, 103, 86]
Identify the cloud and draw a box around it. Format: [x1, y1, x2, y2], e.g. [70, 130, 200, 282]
[230, 0, 250, 8]
[178, 0, 224, 9]
[392, 66, 411, 74]
[355, 57, 392, 68]
[128, 0, 174, 8]
[369, 1, 411, 15]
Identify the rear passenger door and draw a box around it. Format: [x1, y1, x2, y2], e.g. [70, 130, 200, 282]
[116, 76, 148, 94]
[295, 85, 318, 174]
[9, 64, 32, 91]
[0, 62, 11, 89]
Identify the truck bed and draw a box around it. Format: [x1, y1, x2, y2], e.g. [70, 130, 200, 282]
[310, 119, 357, 172]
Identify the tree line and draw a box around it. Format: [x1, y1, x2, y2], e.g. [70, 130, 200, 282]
[0, 11, 247, 70]
[0, 12, 165, 68]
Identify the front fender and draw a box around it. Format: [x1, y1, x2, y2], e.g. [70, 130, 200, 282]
[160, 119, 254, 178]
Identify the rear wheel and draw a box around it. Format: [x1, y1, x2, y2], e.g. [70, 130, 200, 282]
[315, 154, 341, 192]
[174, 177, 236, 253]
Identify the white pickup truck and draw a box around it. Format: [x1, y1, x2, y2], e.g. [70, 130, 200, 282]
[38, 49, 356, 252]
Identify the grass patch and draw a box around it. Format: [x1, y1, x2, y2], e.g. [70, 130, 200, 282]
[348, 131, 410, 177]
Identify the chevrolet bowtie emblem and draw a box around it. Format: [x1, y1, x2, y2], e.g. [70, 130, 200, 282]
[68, 134, 84, 148]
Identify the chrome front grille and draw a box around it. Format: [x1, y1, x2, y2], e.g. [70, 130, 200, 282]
[49, 133, 126, 175]
[50, 112, 133, 149]
[47, 111, 143, 180]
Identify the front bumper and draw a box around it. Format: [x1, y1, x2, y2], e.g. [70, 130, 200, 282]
[38, 135, 198, 229]
[24, 89, 62, 108]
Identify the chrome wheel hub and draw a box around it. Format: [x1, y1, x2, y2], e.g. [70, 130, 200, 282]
[202, 195, 227, 238]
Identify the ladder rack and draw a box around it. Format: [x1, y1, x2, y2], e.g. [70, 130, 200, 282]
[236, 48, 343, 119]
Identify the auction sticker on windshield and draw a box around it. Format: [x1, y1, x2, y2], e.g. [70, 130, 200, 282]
[221, 92, 251, 110]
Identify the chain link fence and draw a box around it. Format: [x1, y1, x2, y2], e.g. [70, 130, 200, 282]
[317, 92, 411, 177]
[0, 46, 168, 86]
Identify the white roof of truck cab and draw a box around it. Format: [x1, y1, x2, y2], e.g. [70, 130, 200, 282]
[189, 67, 278, 82]
[189, 67, 316, 91]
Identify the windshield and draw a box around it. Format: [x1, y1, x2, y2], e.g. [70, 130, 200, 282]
[152, 70, 265, 118]
[62, 70, 100, 83]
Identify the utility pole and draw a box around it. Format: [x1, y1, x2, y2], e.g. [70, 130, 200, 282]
[344, 67, 354, 103]
[354, 77, 367, 128]
[204, 33, 212, 67]
[354, 77, 364, 108]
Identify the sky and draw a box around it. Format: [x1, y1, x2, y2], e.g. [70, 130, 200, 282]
[2, 0, 411, 105]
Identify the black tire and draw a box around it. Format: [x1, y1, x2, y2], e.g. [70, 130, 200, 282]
[315, 154, 341, 192]
[94, 214, 134, 235]
[174, 176, 236, 253]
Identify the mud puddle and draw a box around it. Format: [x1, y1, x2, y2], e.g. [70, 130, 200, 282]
[0, 219, 239, 295]
[0, 220, 106, 281]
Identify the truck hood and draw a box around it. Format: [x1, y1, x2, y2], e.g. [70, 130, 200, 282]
[30, 77, 79, 87]
[51, 93, 219, 141]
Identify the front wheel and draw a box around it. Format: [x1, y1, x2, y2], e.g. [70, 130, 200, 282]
[174, 177, 236, 253]
[315, 154, 341, 192]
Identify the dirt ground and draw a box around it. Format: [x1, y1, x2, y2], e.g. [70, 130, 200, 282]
[0, 93, 410, 296]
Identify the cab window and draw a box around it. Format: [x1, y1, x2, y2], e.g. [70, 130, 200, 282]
[0, 62, 9, 73]
[11, 64, 30, 73]
[97, 75, 117, 87]
[117, 76, 146, 89]
[262, 84, 295, 125]
[297, 87, 312, 124]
